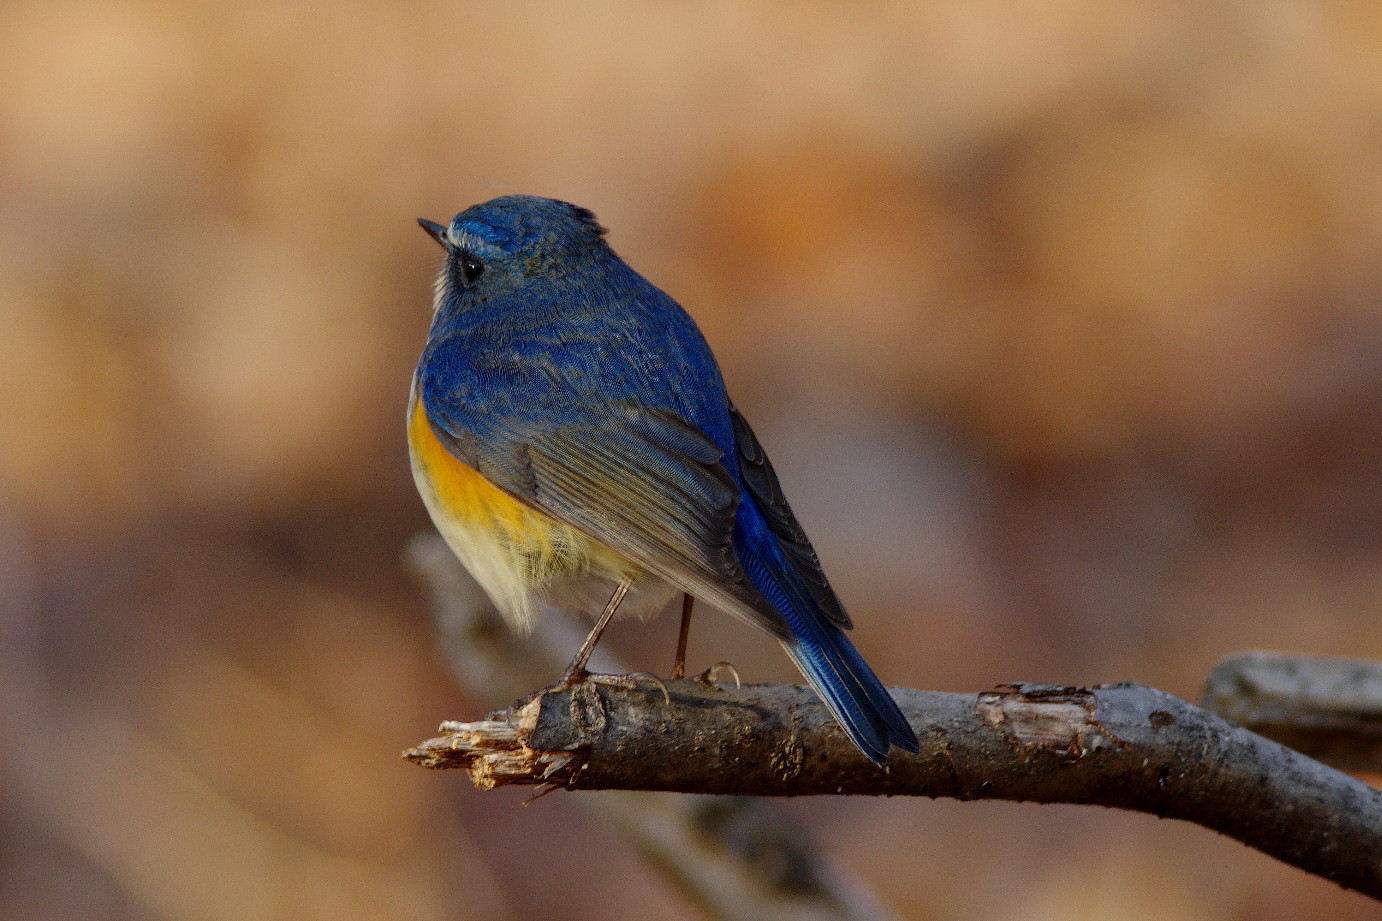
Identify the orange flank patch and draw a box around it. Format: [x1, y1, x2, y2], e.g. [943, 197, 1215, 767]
[407, 391, 663, 629]
[407, 395, 555, 540]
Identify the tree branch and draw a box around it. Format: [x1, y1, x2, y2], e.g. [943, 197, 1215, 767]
[407, 678, 1382, 901]
[1202, 650, 1382, 774]
[405, 534, 903, 921]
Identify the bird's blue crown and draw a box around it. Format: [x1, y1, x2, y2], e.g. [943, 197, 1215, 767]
[446, 195, 606, 258]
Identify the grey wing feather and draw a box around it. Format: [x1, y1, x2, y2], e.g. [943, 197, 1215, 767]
[433, 402, 793, 641]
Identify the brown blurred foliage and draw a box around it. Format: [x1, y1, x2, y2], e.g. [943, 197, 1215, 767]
[2, 2, 1381, 920]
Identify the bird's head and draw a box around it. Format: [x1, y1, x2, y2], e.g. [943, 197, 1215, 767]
[418, 195, 609, 311]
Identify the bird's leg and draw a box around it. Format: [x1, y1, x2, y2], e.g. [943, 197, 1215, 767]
[559, 577, 633, 685]
[671, 593, 694, 679]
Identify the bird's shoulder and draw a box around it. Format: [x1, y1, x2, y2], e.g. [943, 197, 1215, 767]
[419, 270, 730, 439]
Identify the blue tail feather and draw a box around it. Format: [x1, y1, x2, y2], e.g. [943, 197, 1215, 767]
[783, 615, 919, 764]
[739, 522, 918, 763]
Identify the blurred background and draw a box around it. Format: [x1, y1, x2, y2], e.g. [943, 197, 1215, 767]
[2, 1, 1381, 919]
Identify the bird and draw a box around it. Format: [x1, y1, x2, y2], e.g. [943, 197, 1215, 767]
[408, 195, 918, 763]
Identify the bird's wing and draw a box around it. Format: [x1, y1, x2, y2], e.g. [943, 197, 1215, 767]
[421, 361, 792, 639]
[728, 405, 852, 630]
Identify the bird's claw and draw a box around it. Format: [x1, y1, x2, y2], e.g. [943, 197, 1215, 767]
[582, 670, 672, 705]
[696, 661, 741, 688]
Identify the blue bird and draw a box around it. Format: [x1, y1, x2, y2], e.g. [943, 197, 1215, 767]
[409, 195, 918, 763]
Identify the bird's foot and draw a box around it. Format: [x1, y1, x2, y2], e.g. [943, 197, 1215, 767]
[583, 670, 671, 705]
[550, 668, 672, 704]
[695, 661, 741, 688]
[554, 664, 591, 690]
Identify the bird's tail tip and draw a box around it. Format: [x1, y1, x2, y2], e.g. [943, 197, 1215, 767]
[784, 634, 918, 765]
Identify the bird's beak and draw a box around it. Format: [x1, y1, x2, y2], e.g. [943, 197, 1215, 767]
[417, 218, 449, 248]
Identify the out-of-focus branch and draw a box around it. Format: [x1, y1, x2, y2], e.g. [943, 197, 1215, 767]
[1202, 651, 1382, 775]
[405, 534, 902, 921]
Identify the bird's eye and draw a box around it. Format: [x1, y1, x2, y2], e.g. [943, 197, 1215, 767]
[458, 252, 484, 284]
